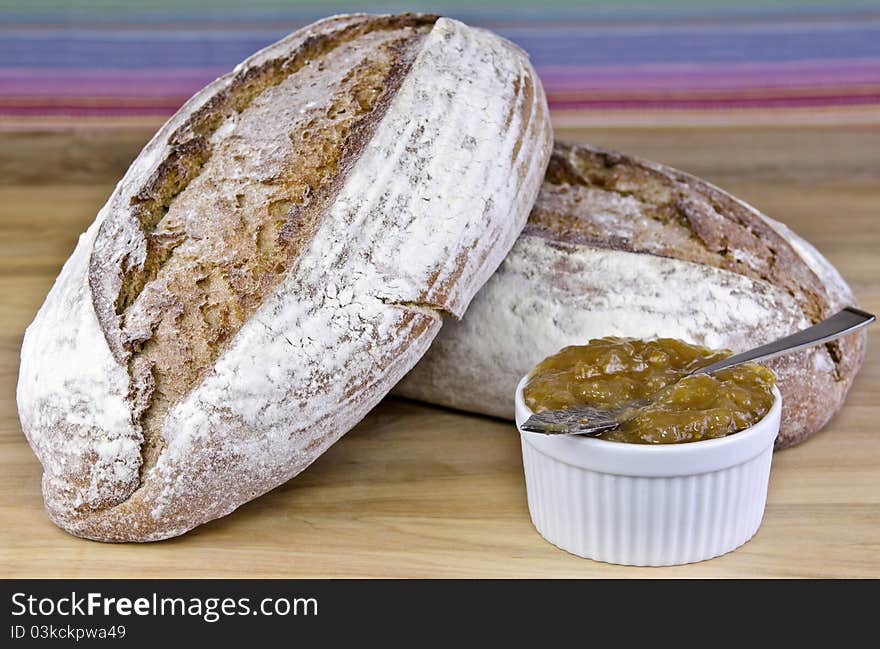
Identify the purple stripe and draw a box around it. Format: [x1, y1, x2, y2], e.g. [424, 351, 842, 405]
[536, 59, 880, 91]
[0, 68, 225, 97]
[2, 60, 879, 98]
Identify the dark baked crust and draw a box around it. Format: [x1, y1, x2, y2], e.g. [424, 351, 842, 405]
[18, 14, 553, 541]
[526, 142, 866, 448]
[87, 14, 436, 506]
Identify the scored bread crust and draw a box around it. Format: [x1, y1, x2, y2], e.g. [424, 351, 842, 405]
[397, 141, 866, 449]
[17, 14, 553, 541]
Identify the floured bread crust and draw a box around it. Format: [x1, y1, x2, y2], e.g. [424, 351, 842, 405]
[17, 14, 553, 541]
[397, 142, 866, 449]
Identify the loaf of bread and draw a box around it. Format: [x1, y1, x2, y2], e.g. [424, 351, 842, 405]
[397, 142, 866, 449]
[17, 13, 553, 541]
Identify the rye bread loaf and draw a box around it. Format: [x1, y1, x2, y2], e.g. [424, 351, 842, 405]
[16, 13, 553, 541]
[397, 141, 866, 449]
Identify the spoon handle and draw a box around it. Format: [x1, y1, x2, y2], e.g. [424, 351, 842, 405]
[695, 307, 875, 375]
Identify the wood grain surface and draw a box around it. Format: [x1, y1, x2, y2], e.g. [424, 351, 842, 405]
[1, 125, 878, 578]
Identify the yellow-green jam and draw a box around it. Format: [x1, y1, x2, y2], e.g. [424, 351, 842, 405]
[523, 337, 776, 444]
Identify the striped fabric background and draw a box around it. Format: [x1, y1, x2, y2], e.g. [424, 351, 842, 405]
[2, 0, 880, 129]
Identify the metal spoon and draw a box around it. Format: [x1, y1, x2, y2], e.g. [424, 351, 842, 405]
[520, 306, 875, 436]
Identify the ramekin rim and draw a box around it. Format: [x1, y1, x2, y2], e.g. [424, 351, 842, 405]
[515, 375, 782, 475]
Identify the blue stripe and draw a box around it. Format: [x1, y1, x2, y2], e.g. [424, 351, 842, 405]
[3, 23, 880, 67]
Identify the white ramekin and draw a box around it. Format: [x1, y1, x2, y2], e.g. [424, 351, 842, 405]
[515, 376, 782, 566]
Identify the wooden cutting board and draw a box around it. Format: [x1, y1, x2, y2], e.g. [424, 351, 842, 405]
[1, 124, 878, 578]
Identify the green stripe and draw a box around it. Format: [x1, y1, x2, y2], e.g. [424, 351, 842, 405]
[2, 0, 878, 13]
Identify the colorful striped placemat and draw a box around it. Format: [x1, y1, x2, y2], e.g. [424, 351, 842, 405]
[2, 0, 879, 130]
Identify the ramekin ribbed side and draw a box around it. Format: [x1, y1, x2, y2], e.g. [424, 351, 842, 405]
[520, 436, 774, 566]
[516, 376, 781, 566]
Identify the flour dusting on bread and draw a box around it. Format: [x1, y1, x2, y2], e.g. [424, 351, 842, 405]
[399, 142, 865, 449]
[17, 14, 553, 541]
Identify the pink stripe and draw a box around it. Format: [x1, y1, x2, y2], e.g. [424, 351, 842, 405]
[550, 94, 880, 110]
[0, 104, 182, 116]
[3, 94, 879, 118]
